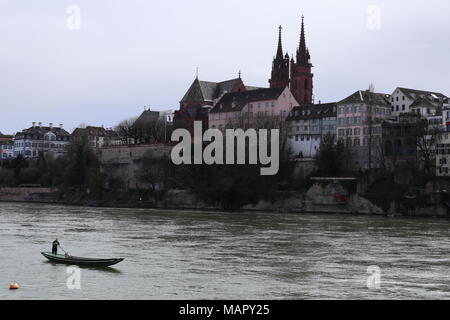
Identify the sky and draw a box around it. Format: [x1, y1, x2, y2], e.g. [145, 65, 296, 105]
[1, 0, 449, 134]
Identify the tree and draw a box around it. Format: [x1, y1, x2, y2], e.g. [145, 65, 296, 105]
[314, 133, 344, 176]
[62, 139, 105, 196]
[415, 119, 444, 178]
[115, 116, 167, 145]
[138, 150, 171, 199]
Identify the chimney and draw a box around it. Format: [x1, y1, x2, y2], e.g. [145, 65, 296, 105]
[38, 122, 42, 127]
[49, 123, 53, 129]
[32, 122, 36, 127]
[59, 124, 63, 129]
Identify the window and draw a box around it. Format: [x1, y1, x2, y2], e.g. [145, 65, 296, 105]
[402, 105, 405, 111]
[354, 138, 361, 146]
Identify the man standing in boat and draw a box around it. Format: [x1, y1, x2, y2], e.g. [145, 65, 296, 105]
[52, 239, 60, 255]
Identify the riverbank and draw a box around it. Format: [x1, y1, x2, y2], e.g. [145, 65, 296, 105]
[1, 186, 449, 218]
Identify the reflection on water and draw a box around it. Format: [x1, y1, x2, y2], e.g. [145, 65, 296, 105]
[0, 202, 449, 299]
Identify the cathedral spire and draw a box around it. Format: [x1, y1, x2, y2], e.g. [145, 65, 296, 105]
[297, 15, 310, 65]
[276, 25, 283, 59]
[291, 14, 314, 104]
[269, 25, 289, 89]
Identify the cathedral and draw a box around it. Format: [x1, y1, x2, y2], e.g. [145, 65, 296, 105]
[269, 16, 314, 105]
[174, 15, 314, 133]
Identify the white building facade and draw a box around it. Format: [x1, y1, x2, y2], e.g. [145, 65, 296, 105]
[14, 123, 70, 158]
[286, 103, 337, 158]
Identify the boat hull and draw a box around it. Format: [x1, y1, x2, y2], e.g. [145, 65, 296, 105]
[41, 252, 124, 267]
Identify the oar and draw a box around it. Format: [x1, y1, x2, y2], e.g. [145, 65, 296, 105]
[58, 245, 69, 256]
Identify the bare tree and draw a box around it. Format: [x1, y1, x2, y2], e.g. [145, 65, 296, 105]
[415, 120, 444, 177]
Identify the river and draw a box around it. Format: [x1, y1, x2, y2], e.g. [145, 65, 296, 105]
[0, 202, 449, 299]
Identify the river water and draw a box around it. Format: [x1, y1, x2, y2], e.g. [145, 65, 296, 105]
[0, 202, 449, 300]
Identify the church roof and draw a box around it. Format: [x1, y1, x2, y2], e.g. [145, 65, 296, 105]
[180, 78, 243, 103]
[210, 87, 285, 113]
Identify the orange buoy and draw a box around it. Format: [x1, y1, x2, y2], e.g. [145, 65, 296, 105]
[9, 282, 19, 290]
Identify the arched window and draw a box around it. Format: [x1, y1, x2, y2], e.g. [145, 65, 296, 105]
[304, 79, 308, 89]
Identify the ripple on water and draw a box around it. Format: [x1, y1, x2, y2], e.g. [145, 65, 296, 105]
[1, 203, 450, 299]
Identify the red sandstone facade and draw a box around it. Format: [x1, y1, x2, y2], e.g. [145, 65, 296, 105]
[269, 16, 314, 105]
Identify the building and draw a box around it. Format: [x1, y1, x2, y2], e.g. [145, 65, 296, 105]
[337, 90, 392, 171]
[174, 76, 248, 135]
[71, 126, 110, 148]
[435, 102, 450, 176]
[390, 87, 447, 119]
[269, 16, 314, 105]
[175, 15, 315, 135]
[208, 87, 298, 131]
[286, 103, 337, 158]
[441, 101, 450, 131]
[290, 16, 314, 105]
[436, 133, 450, 176]
[409, 96, 444, 118]
[0, 134, 14, 160]
[14, 122, 70, 158]
[269, 26, 290, 89]
[381, 114, 421, 171]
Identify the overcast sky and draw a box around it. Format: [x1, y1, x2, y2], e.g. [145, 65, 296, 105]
[1, 0, 449, 134]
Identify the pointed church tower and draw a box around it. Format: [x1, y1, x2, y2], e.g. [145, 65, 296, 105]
[290, 16, 314, 104]
[269, 26, 290, 89]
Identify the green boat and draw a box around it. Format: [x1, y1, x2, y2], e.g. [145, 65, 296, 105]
[41, 252, 124, 267]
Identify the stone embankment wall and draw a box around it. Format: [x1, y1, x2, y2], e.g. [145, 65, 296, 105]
[0, 187, 58, 203]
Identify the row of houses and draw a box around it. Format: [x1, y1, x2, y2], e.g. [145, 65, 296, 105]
[173, 77, 449, 174]
[0, 112, 171, 160]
